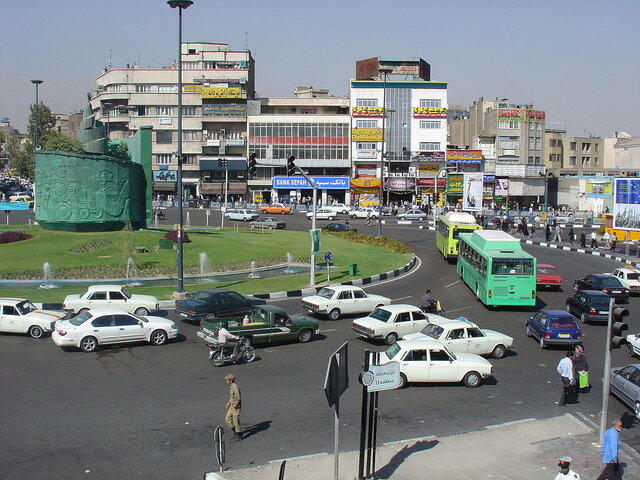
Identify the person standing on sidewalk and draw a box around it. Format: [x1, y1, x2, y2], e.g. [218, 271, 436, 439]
[580, 232, 586, 248]
[557, 351, 575, 406]
[553, 224, 562, 243]
[224, 374, 243, 441]
[568, 227, 575, 245]
[603, 231, 611, 249]
[554, 456, 580, 479]
[610, 232, 617, 252]
[596, 419, 623, 480]
[546, 224, 552, 242]
[591, 230, 598, 249]
[365, 210, 372, 227]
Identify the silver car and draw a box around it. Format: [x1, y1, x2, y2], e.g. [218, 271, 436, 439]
[610, 364, 640, 419]
[397, 209, 427, 221]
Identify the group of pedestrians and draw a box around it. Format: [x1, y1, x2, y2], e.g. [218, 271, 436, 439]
[556, 346, 589, 406]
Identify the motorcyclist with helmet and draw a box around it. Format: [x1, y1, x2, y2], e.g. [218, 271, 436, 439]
[217, 321, 241, 357]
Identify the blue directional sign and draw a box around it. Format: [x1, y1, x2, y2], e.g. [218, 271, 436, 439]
[325, 252, 333, 263]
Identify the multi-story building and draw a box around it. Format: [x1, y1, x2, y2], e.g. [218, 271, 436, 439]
[349, 58, 447, 206]
[89, 42, 255, 201]
[449, 98, 546, 209]
[247, 87, 350, 204]
[53, 112, 83, 140]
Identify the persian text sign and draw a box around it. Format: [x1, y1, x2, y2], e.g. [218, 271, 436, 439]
[273, 176, 349, 190]
[361, 363, 400, 392]
[153, 170, 177, 182]
[413, 106, 447, 117]
[201, 87, 242, 99]
[412, 151, 445, 162]
[614, 178, 640, 231]
[447, 174, 464, 194]
[352, 106, 384, 117]
[447, 150, 482, 164]
[202, 104, 247, 116]
[352, 128, 383, 142]
[498, 108, 546, 122]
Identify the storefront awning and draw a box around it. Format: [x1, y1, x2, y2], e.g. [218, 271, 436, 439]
[201, 182, 247, 195]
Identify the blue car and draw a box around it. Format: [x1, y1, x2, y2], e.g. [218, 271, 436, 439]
[526, 309, 583, 349]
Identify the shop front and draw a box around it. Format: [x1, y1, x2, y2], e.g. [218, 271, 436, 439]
[350, 178, 380, 208]
[272, 176, 350, 206]
[386, 177, 416, 205]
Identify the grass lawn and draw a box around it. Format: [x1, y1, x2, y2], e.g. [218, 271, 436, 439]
[0, 225, 413, 303]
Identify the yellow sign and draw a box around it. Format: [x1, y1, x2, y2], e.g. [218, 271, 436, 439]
[418, 164, 439, 173]
[413, 107, 447, 117]
[351, 128, 383, 141]
[352, 106, 384, 117]
[201, 87, 242, 99]
[183, 85, 203, 93]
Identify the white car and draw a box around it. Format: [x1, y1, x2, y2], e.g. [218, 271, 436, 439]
[352, 304, 438, 345]
[0, 298, 67, 338]
[325, 203, 350, 214]
[301, 285, 391, 320]
[63, 285, 159, 316]
[403, 317, 514, 359]
[611, 267, 640, 295]
[397, 209, 427, 221]
[306, 208, 339, 220]
[349, 208, 380, 219]
[224, 209, 259, 222]
[626, 333, 640, 358]
[52, 309, 178, 352]
[381, 339, 494, 388]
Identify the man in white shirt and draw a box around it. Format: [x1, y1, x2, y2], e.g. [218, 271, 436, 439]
[554, 456, 580, 479]
[217, 321, 240, 356]
[557, 351, 575, 406]
[590, 230, 598, 249]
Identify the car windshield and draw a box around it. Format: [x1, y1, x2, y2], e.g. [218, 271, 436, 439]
[384, 343, 402, 360]
[119, 287, 132, 299]
[537, 266, 558, 275]
[599, 277, 623, 287]
[16, 300, 37, 315]
[369, 308, 392, 322]
[549, 316, 578, 330]
[69, 311, 92, 326]
[317, 288, 335, 299]
[420, 323, 444, 339]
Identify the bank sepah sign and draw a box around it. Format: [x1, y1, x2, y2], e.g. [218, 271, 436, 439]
[273, 176, 349, 190]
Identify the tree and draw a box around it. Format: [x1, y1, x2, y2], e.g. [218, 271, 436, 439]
[27, 103, 56, 147]
[6, 132, 31, 179]
[43, 130, 85, 154]
[107, 141, 131, 161]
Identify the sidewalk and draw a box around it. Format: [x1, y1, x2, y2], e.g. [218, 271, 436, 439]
[208, 414, 640, 480]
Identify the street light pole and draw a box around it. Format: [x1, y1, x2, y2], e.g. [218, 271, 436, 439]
[30, 80, 43, 150]
[168, 0, 193, 296]
[377, 67, 392, 238]
[103, 102, 113, 142]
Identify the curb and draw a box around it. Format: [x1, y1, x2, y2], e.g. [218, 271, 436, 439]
[520, 238, 640, 268]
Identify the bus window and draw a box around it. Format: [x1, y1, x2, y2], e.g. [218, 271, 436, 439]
[491, 258, 534, 275]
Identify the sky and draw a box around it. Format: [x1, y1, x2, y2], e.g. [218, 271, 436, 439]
[2, 0, 638, 138]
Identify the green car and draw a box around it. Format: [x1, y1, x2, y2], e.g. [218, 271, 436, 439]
[197, 304, 320, 345]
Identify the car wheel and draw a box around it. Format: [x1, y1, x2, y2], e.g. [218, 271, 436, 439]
[268, 225, 274, 230]
[491, 344, 507, 359]
[204, 313, 217, 321]
[242, 346, 256, 363]
[79, 308, 89, 314]
[635, 402, 640, 421]
[328, 308, 341, 321]
[627, 343, 636, 358]
[328, 216, 334, 221]
[298, 329, 312, 343]
[80, 336, 98, 353]
[463, 371, 482, 388]
[351, 214, 357, 219]
[399, 216, 405, 221]
[150, 329, 167, 346]
[573, 283, 579, 292]
[526, 325, 533, 337]
[251, 224, 256, 229]
[134, 307, 149, 316]
[539, 336, 546, 349]
[580, 313, 588, 324]
[398, 373, 408, 389]
[28, 325, 44, 339]
[384, 332, 398, 345]
[280, 211, 287, 215]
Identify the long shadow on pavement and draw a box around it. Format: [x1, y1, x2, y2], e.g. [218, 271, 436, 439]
[374, 439, 439, 479]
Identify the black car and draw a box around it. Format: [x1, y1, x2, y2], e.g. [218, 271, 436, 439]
[323, 223, 357, 233]
[566, 290, 611, 323]
[175, 289, 266, 322]
[573, 274, 629, 302]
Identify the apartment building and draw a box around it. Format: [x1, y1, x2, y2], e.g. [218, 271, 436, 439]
[88, 42, 255, 200]
[350, 58, 447, 206]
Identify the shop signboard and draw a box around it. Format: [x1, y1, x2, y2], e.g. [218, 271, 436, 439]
[585, 178, 612, 197]
[202, 104, 247, 116]
[201, 87, 242, 99]
[446, 174, 464, 195]
[352, 128, 383, 142]
[386, 177, 415, 191]
[273, 177, 349, 190]
[413, 151, 445, 162]
[153, 170, 177, 182]
[447, 150, 482, 164]
[356, 165, 377, 178]
[613, 178, 640, 231]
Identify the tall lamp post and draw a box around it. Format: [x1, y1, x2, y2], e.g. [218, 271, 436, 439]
[377, 67, 392, 238]
[103, 102, 113, 141]
[168, 0, 193, 297]
[30, 80, 44, 150]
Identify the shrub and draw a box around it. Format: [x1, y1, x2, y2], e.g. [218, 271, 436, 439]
[0, 231, 33, 244]
[164, 230, 191, 244]
[69, 239, 112, 253]
[325, 231, 412, 254]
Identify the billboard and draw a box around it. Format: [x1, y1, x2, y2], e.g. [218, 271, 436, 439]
[352, 128, 383, 142]
[614, 178, 640, 231]
[446, 174, 464, 194]
[201, 87, 242, 99]
[202, 104, 247, 116]
[447, 150, 483, 164]
[355, 57, 380, 80]
[462, 173, 483, 212]
[495, 178, 509, 197]
[273, 176, 349, 190]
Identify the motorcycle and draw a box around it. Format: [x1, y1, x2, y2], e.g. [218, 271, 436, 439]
[207, 338, 256, 366]
[420, 300, 446, 317]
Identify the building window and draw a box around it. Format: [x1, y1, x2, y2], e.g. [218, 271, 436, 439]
[356, 98, 378, 107]
[109, 84, 123, 93]
[569, 156, 576, 165]
[594, 157, 599, 166]
[182, 130, 198, 141]
[158, 84, 177, 93]
[595, 143, 600, 152]
[300, 109, 317, 114]
[420, 99, 441, 108]
[498, 136, 520, 149]
[183, 155, 196, 165]
[570, 142, 576, 150]
[535, 157, 541, 165]
[498, 120, 520, 129]
[156, 154, 172, 164]
[157, 106, 173, 116]
[182, 106, 196, 116]
[535, 137, 542, 150]
[135, 106, 151, 116]
[528, 137, 535, 150]
[356, 142, 376, 149]
[135, 84, 151, 93]
[528, 156, 534, 164]
[419, 142, 440, 151]
[419, 120, 441, 129]
[156, 131, 173, 144]
[203, 61, 216, 69]
[356, 120, 378, 129]
[182, 61, 198, 70]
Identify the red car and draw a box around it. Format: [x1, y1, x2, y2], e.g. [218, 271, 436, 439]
[536, 264, 563, 290]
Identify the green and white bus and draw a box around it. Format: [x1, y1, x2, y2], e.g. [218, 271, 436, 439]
[435, 212, 482, 260]
[457, 230, 537, 307]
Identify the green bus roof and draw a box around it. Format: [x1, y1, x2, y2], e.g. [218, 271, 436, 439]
[458, 230, 528, 254]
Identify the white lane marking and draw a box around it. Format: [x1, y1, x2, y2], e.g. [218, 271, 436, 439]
[320, 328, 338, 333]
[392, 295, 412, 301]
[445, 280, 461, 288]
[447, 306, 472, 313]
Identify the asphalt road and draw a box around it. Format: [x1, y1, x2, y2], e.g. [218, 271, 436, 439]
[1, 209, 639, 479]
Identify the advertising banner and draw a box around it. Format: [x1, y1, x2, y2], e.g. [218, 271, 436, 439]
[446, 174, 464, 195]
[352, 106, 384, 117]
[201, 87, 242, 99]
[202, 104, 247, 116]
[412, 107, 447, 118]
[585, 178, 612, 197]
[462, 173, 483, 212]
[310, 229, 321, 255]
[495, 178, 509, 197]
[355, 165, 378, 178]
[614, 178, 640, 231]
[352, 128, 383, 142]
[273, 177, 349, 190]
[413, 151, 445, 162]
[447, 150, 482, 164]
[386, 177, 415, 191]
[153, 170, 177, 182]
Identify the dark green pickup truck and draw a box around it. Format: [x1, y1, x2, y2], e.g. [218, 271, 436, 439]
[196, 304, 320, 345]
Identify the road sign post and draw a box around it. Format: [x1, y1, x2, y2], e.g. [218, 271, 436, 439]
[325, 251, 332, 282]
[324, 342, 349, 480]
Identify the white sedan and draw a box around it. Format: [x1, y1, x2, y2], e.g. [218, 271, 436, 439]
[349, 208, 380, 219]
[63, 285, 159, 315]
[0, 297, 67, 338]
[306, 208, 339, 220]
[381, 339, 494, 388]
[402, 317, 514, 359]
[626, 333, 640, 358]
[325, 203, 351, 214]
[611, 267, 640, 295]
[352, 304, 440, 345]
[301, 285, 391, 320]
[52, 309, 178, 352]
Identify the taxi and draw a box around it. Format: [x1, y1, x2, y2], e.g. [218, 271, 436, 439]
[611, 267, 640, 295]
[259, 203, 292, 215]
[9, 195, 34, 207]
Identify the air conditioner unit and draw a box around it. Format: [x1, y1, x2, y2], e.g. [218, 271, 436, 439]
[402, 173, 410, 177]
[408, 167, 416, 174]
[203, 130, 208, 136]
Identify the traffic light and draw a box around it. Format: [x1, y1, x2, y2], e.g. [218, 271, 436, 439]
[610, 306, 629, 349]
[248, 152, 257, 177]
[218, 158, 227, 168]
[287, 155, 297, 176]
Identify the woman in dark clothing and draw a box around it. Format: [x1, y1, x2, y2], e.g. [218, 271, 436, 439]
[568, 227, 575, 245]
[573, 345, 589, 392]
[580, 232, 586, 248]
[545, 224, 552, 242]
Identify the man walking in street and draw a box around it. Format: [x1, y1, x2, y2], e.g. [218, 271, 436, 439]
[596, 419, 623, 480]
[591, 230, 598, 249]
[224, 374, 243, 441]
[557, 351, 575, 406]
[553, 224, 562, 243]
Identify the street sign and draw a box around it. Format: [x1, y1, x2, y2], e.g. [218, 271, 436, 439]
[325, 252, 332, 263]
[310, 229, 321, 255]
[324, 342, 349, 407]
[360, 363, 400, 392]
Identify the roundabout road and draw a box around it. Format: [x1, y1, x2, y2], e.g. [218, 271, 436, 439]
[1, 211, 639, 479]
